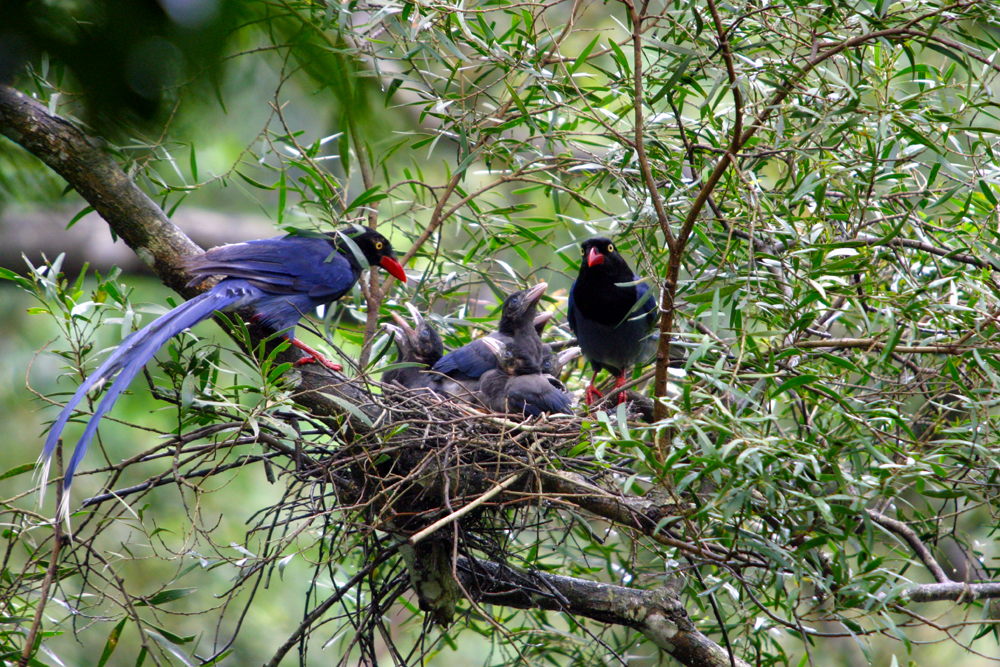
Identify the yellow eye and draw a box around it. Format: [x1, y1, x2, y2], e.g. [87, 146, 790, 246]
[375, 241, 383, 250]
[581, 247, 587, 256]
[607, 243, 615, 253]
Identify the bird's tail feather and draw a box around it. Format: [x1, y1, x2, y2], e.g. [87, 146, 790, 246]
[39, 288, 239, 520]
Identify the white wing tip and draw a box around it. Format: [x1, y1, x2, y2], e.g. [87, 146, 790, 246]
[35, 453, 53, 507]
[57, 489, 73, 532]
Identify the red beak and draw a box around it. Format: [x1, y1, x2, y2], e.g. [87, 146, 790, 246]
[586, 247, 604, 267]
[380, 256, 408, 283]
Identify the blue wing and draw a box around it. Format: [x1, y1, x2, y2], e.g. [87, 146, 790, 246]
[506, 375, 573, 416]
[432, 339, 501, 380]
[186, 236, 358, 302]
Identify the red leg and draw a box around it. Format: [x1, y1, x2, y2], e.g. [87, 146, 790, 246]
[584, 370, 603, 406]
[289, 338, 343, 372]
[614, 374, 628, 404]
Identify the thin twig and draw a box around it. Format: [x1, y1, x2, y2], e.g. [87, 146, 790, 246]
[19, 451, 64, 667]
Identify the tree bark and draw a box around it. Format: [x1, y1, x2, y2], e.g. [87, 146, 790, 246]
[460, 558, 750, 667]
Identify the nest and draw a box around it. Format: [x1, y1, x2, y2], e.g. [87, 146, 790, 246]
[306, 385, 583, 521]
[284, 383, 615, 624]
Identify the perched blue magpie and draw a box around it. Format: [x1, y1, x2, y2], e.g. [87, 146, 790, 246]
[39, 226, 406, 520]
[431, 283, 548, 396]
[382, 303, 443, 390]
[568, 237, 657, 405]
[476, 337, 573, 417]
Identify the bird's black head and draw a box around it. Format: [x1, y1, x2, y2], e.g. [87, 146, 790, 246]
[498, 283, 547, 335]
[579, 237, 633, 279]
[541, 345, 580, 376]
[336, 227, 408, 283]
[390, 303, 443, 366]
[540, 346, 555, 375]
[484, 338, 541, 376]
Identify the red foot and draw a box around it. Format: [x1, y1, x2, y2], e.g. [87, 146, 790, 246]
[584, 384, 603, 406]
[290, 338, 343, 372]
[613, 375, 628, 405]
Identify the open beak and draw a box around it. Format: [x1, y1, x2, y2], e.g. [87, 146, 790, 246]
[380, 256, 408, 283]
[586, 247, 604, 268]
[533, 311, 554, 335]
[390, 312, 416, 340]
[404, 302, 426, 329]
[524, 282, 548, 306]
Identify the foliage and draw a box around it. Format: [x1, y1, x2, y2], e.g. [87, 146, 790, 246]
[3, 0, 1000, 666]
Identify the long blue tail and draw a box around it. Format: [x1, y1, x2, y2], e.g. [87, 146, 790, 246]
[39, 285, 244, 521]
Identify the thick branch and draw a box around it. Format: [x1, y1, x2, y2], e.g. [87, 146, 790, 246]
[0, 87, 199, 293]
[905, 582, 1000, 603]
[459, 557, 751, 667]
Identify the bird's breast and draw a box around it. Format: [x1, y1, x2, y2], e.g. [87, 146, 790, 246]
[575, 314, 653, 372]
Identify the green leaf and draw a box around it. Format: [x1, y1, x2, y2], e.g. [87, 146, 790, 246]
[980, 179, 998, 207]
[0, 463, 35, 482]
[97, 619, 127, 667]
[143, 623, 195, 645]
[608, 39, 631, 78]
[0, 267, 34, 289]
[188, 142, 198, 182]
[345, 185, 388, 213]
[683, 284, 741, 303]
[878, 323, 904, 364]
[504, 82, 535, 130]
[66, 205, 95, 230]
[772, 374, 820, 398]
[648, 55, 694, 106]
[135, 588, 197, 607]
[569, 35, 601, 74]
[384, 78, 403, 106]
[234, 171, 274, 190]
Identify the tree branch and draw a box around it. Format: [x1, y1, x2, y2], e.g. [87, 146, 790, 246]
[459, 557, 752, 667]
[905, 582, 1000, 604]
[867, 510, 950, 584]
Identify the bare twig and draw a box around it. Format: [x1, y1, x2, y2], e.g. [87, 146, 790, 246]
[867, 510, 950, 584]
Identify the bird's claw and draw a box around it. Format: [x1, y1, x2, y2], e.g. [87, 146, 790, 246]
[289, 338, 343, 372]
[613, 376, 628, 405]
[585, 384, 603, 406]
[294, 355, 343, 372]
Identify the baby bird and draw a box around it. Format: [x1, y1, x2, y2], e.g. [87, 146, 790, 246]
[476, 337, 573, 417]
